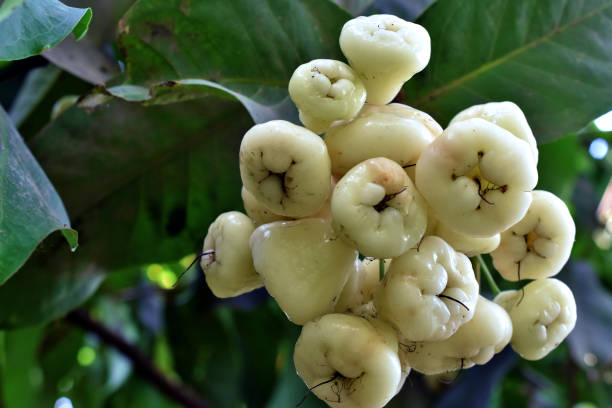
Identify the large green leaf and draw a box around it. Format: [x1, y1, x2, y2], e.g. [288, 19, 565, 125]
[405, 0, 612, 142]
[0, 95, 252, 327]
[537, 133, 592, 202]
[114, 0, 351, 122]
[0, 106, 77, 284]
[0, 326, 45, 408]
[40, 0, 133, 85]
[332, 0, 376, 15]
[367, 0, 436, 20]
[0, 236, 104, 328]
[0, 0, 92, 61]
[106, 80, 298, 124]
[119, 0, 349, 85]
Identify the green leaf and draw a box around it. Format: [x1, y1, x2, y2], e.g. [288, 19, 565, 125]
[31, 96, 250, 262]
[1, 326, 46, 408]
[0, 238, 104, 328]
[109, 377, 181, 408]
[119, 0, 349, 85]
[107, 80, 297, 124]
[0, 0, 92, 61]
[367, 0, 436, 20]
[8, 65, 61, 127]
[405, 0, 612, 143]
[537, 133, 592, 202]
[166, 302, 244, 408]
[114, 0, 350, 122]
[0, 105, 77, 284]
[0, 0, 23, 22]
[0, 95, 252, 327]
[332, 0, 376, 15]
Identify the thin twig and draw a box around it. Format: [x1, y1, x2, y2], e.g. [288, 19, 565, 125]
[66, 309, 212, 408]
[516, 262, 525, 306]
[476, 255, 501, 295]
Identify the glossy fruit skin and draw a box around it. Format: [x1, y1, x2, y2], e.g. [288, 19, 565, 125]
[289, 59, 366, 134]
[495, 278, 577, 360]
[250, 218, 358, 325]
[400, 296, 512, 375]
[201, 212, 262, 298]
[374, 236, 479, 342]
[240, 120, 331, 217]
[332, 157, 427, 259]
[491, 190, 576, 281]
[294, 313, 402, 408]
[340, 14, 431, 105]
[416, 118, 537, 237]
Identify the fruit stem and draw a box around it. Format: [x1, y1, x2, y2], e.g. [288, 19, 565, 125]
[379, 258, 385, 281]
[477, 254, 501, 295]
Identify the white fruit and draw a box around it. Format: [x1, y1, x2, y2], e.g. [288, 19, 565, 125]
[242, 177, 336, 225]
[494, 279, 577, 360]
[374, 236, 479, 341]
[332, 157, 427, 258]
[294, 313, 402, 408]
[431, 218, 500, 257]
[241, 186, 291, 225]
[289, 59, 366, 134]
[416, 118, 538, 237]
[450, 101, 538, 164]
[250, 218, 358, 325]
[367, 317, 412, 394]
[201, 212, 262, 297]
[239, 120, 331, 217]
[400, 296, 512, 375]
[491, 190, 575, 281]
[302, 176, 336, 221]
[324, 103, 442, 178]
[334, 258, 382, 314]
[339, 14, 431, 105]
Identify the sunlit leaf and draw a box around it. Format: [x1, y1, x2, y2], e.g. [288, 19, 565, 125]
[405, 0, 612, 143]
[0, 0, 92, 61]
[0, 106, 77, 284]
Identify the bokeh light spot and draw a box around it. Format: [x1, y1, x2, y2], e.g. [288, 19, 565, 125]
[589, 138, 608, 159]
[179, 253, 197, 269]
[146, 264, 163, 281]
[77, 346, 96, 366]
[159, 270, 177, 289]
[583, 352, 598, 367]
[54, 397, 73, 408]
[592, 228, 612, 250]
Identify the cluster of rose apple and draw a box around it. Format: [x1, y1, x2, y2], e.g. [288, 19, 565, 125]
[198, 14, 577, 408]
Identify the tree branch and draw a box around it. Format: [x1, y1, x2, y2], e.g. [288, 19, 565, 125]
[66, 309, 212, 408]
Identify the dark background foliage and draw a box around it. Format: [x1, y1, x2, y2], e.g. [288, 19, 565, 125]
[0, 0, 611, 407]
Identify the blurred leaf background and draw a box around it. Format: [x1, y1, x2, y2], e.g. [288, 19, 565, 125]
[0, 0, 611, 407]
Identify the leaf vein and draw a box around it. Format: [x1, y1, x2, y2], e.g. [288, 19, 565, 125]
[413, 1, 612, 107]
